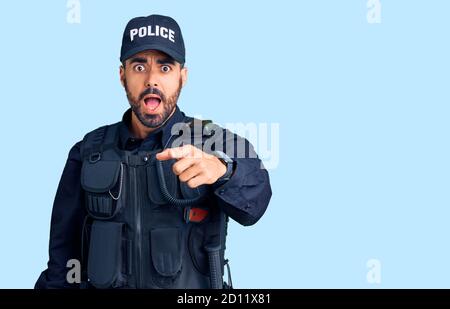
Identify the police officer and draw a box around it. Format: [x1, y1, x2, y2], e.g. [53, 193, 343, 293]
[35, 14, 272, 289]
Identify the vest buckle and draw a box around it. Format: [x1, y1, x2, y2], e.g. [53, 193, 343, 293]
[184, 207, 209, 223]
[89, 152, 102, 163]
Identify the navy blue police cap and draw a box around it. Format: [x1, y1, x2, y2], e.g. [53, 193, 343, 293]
[120, 14, 185, 65]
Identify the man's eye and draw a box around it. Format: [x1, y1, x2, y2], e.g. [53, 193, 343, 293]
[134, 65, 145, 72]
[161, 65, 171, 73]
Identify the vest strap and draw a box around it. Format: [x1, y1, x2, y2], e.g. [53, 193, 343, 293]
[81, 122, 121, 161]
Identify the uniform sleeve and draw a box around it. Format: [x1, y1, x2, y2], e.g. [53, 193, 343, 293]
[211, 129, 272, 226]
[35, 142, 86, 289]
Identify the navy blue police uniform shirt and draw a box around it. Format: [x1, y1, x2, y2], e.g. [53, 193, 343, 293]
[35, 106, 272, 288]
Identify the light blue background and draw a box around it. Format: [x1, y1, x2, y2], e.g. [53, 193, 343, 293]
[0, 0, 449, 288]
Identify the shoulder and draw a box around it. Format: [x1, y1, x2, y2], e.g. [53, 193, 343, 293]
[67, 141, 83, 162]
[79, 121, 122, 158]
[67, 122, 122, 163]
[81, 121, 122, 142]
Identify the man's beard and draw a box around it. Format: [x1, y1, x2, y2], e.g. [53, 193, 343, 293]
[124, 78, 182, 128]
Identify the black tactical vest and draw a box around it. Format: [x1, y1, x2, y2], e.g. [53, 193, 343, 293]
[79, 119, 231, 289]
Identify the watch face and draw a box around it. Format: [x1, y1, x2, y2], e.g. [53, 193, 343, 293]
[224, 160, 234, 180]
[214, 151, 234, 181]
[215, 150, 232, 164]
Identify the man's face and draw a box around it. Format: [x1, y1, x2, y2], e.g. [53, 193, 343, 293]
[120, 50, 187, 128]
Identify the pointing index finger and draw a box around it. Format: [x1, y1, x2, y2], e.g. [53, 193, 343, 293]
[156, 145, 197, 161]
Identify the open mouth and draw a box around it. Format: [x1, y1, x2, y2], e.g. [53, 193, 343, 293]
[143, 94, 161, 112]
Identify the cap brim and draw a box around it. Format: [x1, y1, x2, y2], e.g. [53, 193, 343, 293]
[120, 43, 185, 64]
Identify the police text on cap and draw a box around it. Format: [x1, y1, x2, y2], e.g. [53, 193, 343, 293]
[130, 25, 176, 43]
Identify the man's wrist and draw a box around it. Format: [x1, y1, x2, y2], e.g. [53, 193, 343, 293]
[213, 151, 234, 184]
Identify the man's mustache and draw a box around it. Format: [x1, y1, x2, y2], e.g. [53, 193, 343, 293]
[139, 87, 166, 102]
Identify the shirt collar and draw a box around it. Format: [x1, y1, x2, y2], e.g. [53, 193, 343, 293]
[119, 105, 187, 150]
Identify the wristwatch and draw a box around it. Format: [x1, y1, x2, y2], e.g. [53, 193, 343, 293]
[213, 150, 234, 182]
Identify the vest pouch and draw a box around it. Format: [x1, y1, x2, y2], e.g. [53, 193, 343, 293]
[87, 221, 128, 288]
[81, 160, 124, 219]
[188, 224, 210, 276]
[146, 159, 178, 205]
[150, 227, 183, 288]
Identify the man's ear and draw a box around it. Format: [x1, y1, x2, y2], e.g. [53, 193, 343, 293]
[119, 65, 125, 88]
[181, 66, 188, 87]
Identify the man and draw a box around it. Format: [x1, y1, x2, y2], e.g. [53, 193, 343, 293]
[35, 14, 271, 289]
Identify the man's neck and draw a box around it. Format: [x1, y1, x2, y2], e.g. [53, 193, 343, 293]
[130, 107, 176, 139]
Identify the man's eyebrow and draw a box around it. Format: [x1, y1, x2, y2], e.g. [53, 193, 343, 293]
[156, 57, 176, 65]
[128, 57, 147, 65]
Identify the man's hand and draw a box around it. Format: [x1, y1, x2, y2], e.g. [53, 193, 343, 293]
[156, 144, 226, 189]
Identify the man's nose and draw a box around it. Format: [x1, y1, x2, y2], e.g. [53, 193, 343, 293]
[145, 69, 159, 88]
